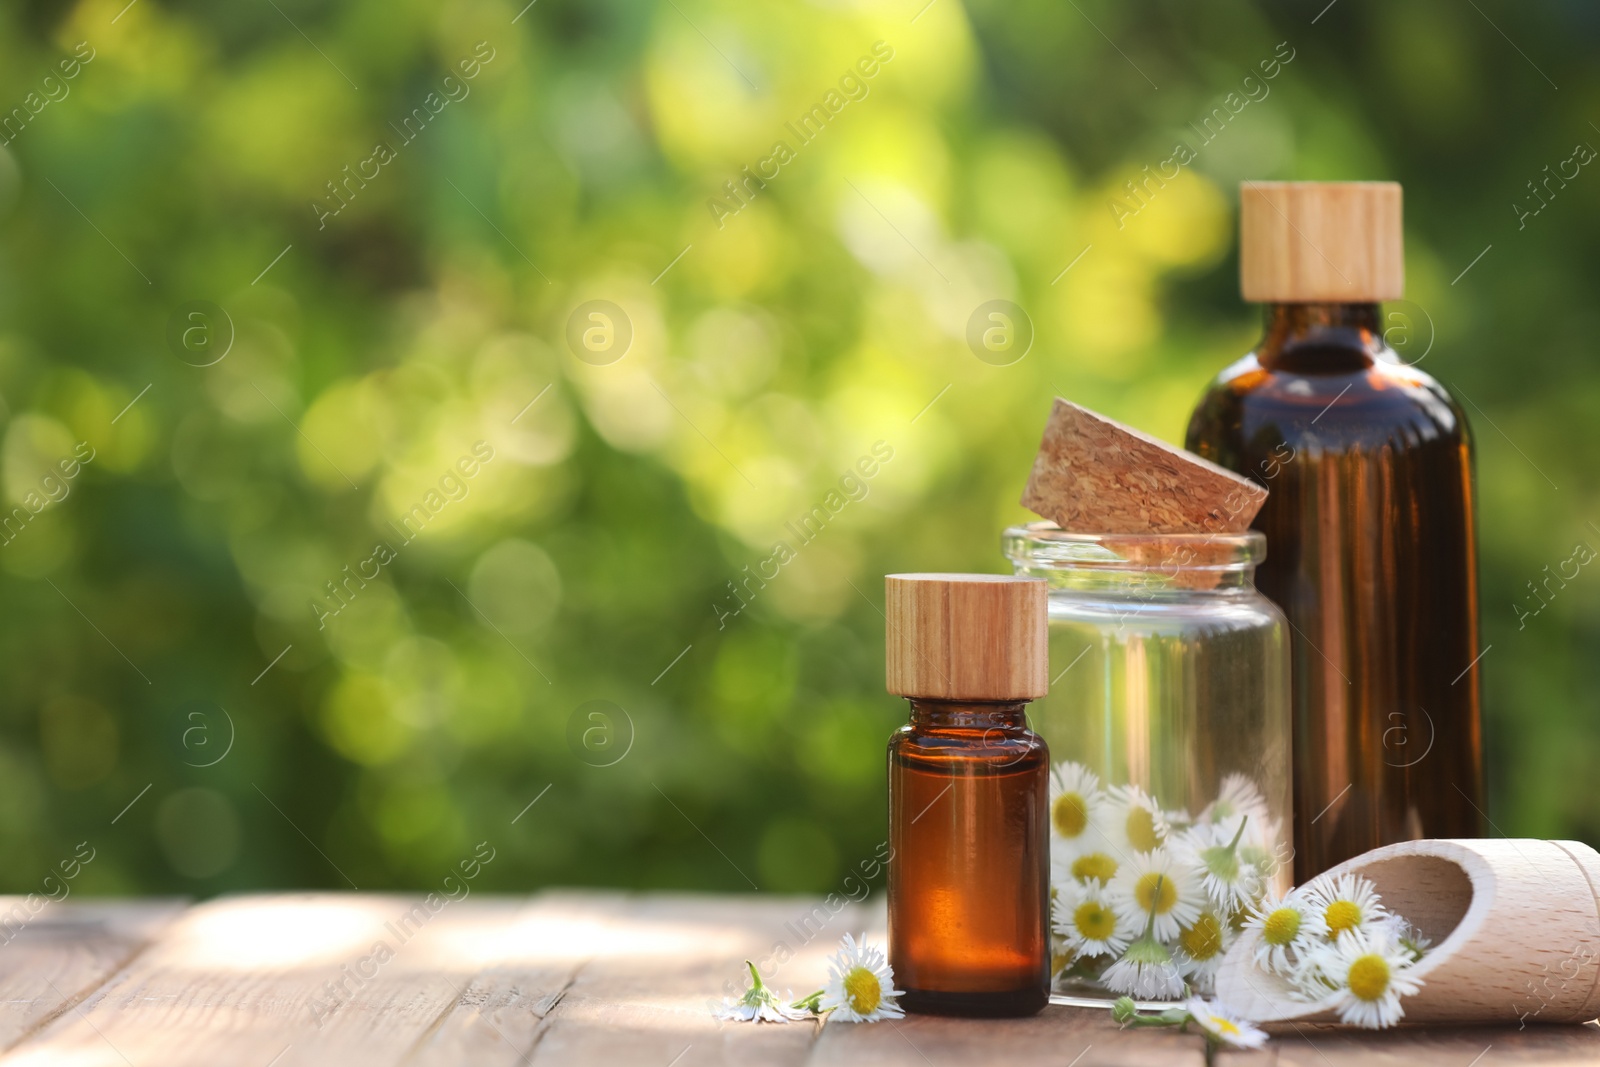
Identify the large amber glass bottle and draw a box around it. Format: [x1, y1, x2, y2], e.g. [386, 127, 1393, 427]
[1185, 182, 1483, 882]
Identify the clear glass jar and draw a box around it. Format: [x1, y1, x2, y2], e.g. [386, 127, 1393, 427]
[1002, 522, 1292, 1003]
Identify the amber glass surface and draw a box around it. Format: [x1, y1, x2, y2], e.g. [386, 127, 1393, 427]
[888, 699, 1049, 1017]
[1186, 303, 1484, 882]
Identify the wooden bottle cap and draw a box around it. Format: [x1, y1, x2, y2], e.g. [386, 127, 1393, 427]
[1240, 180, 1403, 302]
[1021, 398, 1267, 535]
[885, 574, 1047, 701]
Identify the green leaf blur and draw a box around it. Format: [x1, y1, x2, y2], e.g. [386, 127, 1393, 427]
[0, 0, 1595, 896]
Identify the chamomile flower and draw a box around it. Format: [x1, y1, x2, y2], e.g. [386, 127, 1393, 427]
[1108, 849, 1204, 942]
[1202, 774, 1270, 834]
[1054, 835, 1122, 886]
[1184, 997, 1269, 1050]
[1300, 874, 1394, 942]
[819, 934, 905, 1023]
[1395, 921, 1432, 963]
[1303, 926, 1423, 1028]
[1243, 887, 1325, 973]
[1049, 761, 1104, 848]
[1052, 878, 1130, 959]
[1173, 910, 1234, 987]
[1174, 817, 1262, 914]
[1099, 783, 1170, 856]
[713, 961, 810, 1023]
[1238, 831, 1291, 887]
[1101, 905, 1186, 1000]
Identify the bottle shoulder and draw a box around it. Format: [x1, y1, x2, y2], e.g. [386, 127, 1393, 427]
[1191, 348, 1470, 448]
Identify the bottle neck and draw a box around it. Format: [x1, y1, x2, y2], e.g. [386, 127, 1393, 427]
[1257, 302, 1383, 372]
[907, 699, 1031, 731]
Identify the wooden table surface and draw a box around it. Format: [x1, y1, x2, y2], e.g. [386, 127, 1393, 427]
[0, 893, 1595, 1066]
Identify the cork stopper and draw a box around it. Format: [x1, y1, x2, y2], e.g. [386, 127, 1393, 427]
[1021, 398, 1267, 535]
[1240, 181, 1403, 302]
[885, 574, 1047, 701]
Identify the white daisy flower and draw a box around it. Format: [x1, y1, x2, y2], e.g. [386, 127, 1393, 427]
[1173, 910, 1234, 988]
[1238, 829, 1291, 886]
[1051, 878, 1130, 959]
[819, 933, 905, 1023]
[1302, 926, 1423, 1028]
[1184, 997, 1269, 1049]
[1300, 873, 1394, 942]
[1395, 921, 1432, 963]
[1202, 773, 1270, 833]
[1108, 849, 1204, 943]
[1098, 783, 1169, 856]
[1243, 888, 1325, 973]
[1174, 817, 1262, 915]
[1049, 761, 1104, 848]
[1052, 831, 1122, 886]
[713, 961, 810, 1023]
[1101, 913, 1186, 1000]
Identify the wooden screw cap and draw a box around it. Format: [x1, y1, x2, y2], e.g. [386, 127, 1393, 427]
[1240, 181, 1403, 302]
[885, 574, 1047, 701]
[1021, 398, 1267, 535]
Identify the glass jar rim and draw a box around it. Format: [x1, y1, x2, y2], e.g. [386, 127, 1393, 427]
[1002, 522, 1266, 572]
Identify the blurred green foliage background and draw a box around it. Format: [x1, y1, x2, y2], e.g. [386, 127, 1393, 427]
[0, 0, 1596, 897]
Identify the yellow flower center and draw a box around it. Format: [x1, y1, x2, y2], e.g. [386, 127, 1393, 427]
[1211, 1016, 1241, 1036]
[1052, 947, 1076, 974]
[1126, 806, 1162, 852]
[1072, 853, 1118, 883]
[1347, 954, 1390, 1002]
[1135, 871, 1178, 914]
[1052, 792, 1089, 837]
[842, 966, 882, 1014]
[1325, 900, 1362, 936]
[1074, 901, 1116, 941]
[1262, 907, 1301, 946]
[1179, 913, 1223, 961]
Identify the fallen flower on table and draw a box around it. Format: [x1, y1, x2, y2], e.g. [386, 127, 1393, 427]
[1185, 997, 1269, 1050]
[816, 932, 906, 1022]
[712, 961, 811, 1023]
[1111, 995, 1266, 1052]
[712, 934, 905, 1025]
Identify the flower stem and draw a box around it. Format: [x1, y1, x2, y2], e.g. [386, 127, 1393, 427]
[791, 990, 824, 1015]
[1225, 813, 1249, 854]
[1112, 997, 1189, 1028]
[1137, 876, 1163, 939]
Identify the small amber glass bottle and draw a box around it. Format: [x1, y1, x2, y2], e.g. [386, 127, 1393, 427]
[885, 573, 1050, 1017]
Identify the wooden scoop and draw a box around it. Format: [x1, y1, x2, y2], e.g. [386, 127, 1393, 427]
[1215, 838, 1600, 1026]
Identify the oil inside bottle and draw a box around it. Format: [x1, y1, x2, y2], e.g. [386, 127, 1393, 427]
[1186, 302, 1484, 881]
[888, 699, 1050, 1016]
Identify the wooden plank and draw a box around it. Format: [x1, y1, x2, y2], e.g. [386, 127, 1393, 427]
[0, 893, 531, 1067]
[0, 898, 189, 1052]
[1228, 1020, 1600, 1067]
[526, 892, 867, 1067]
[807, 1006, 1206, 1067]
[404, 891, 601, 1066]
[2, 893, 1593, 1066]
